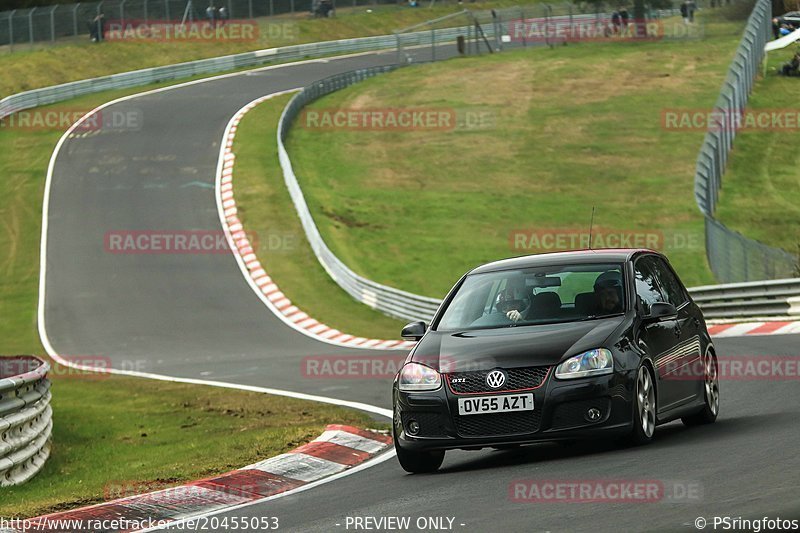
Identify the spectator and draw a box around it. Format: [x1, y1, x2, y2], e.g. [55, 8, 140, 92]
[611, 11, 622, 34]
[206, 5, 216, 28]
[781, 50, 800, 76]
[680, 0, 689, 24]
[313, 0, 333, 17]
[781, 24, 792, 36]
[688, 0, 696, 22]
[218, 6, 228, 26]
[619, 7, 629, 29]
[89, 12, 105, 42]
[773, 18, 781, 39]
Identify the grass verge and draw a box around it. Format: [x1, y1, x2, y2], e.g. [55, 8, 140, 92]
[285, 15, 748, 298]
[231, 93, 407, 340]
[1, 0, 545, 99]
[0, 369, 381, 518]
[0, 76, 387, 519]
[714, 48, 800, 260]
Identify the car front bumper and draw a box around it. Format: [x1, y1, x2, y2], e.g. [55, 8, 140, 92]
[393, 369, 636, 451]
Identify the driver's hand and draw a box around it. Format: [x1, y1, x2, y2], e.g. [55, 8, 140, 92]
[506, 309, 521, 322]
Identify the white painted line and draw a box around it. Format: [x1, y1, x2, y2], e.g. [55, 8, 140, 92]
[36, 58, 401, 533]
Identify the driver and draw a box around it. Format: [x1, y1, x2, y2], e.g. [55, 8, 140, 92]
[495, 277, 529, 323]
[594, 271, 623, 314]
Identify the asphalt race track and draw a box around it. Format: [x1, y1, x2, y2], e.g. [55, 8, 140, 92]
[42, 45, 800, 532]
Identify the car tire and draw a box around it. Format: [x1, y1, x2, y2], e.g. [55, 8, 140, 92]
[393, 428, 445, 474]
[627, 364, 657, 445]
[682, 351, 719, 426]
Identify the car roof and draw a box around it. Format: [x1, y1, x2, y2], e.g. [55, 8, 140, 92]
[469, 248, 659, 275]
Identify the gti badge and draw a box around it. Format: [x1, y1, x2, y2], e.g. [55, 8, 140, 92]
[486, 369, 506, 389]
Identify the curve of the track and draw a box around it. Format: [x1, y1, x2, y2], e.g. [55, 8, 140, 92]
[43, 45, 800, 532]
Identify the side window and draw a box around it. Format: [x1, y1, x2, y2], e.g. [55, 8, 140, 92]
[651, 258, 688, 308]
[633, 257, 665, 315]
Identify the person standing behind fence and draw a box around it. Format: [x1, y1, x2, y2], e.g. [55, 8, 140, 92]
[206, 5, 216, 29]
[218, 6, 228, 26]
[89, 13, 105, 42]
[619, 7, 629, 30]
[688, 0, 696, 22]
[611, 11, 622, 34]
[680, 1, 689, 24]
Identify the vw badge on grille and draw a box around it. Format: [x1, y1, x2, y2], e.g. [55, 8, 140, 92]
[486, 369, 506, 389]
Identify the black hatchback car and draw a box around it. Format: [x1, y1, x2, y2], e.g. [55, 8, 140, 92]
[392, 249, 719, 473]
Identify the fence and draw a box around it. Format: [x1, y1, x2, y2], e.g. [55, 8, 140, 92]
[0, 0, 402, 51]
[0, 356, 52, 486]
[0, 0, 692, 52]
[693, 0, 799, 282]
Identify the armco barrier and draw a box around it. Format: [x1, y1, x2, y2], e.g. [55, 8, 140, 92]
[0, 3, 563, 121]
[277, 66, 443, 323]
[688, 278, 800, 320]
[0, 356, 52, 486]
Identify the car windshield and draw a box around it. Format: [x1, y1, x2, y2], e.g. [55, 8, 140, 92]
[436, 263, 626, 331]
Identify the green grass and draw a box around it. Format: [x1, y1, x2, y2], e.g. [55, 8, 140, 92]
[714, 48, 800, 258]
[232, 93, 407, 339]
[0, 369, 381, 518]
[0, 0, 546, 99]
[285, 16, 747, 298]
[0, 80, 386, 519]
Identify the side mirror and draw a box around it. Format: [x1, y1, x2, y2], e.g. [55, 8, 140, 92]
[645, 302, 678, 321]
[401, 321, 427, 341]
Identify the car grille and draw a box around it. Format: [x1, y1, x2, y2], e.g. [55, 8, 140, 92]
[454, 410, 542, 438]
[447, 366, 550, 395]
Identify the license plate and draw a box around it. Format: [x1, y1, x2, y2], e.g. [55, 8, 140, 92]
[457, 393, 534, 416]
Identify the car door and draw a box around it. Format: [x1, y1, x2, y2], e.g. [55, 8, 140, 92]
[650, 256, 704, 405]
[632, 255, 682, 411]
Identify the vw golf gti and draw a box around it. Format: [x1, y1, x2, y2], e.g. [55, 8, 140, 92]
[393, 249, 720, 473]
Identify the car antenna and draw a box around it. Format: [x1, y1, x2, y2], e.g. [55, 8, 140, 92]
[588, 206, 596, 250]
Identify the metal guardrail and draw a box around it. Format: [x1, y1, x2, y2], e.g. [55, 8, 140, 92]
[688, 278, 800, 319]
[0, 6, 540, 121]
[693, 0, 799, 282]
[0, 356, 52, 486]
[277, 65, 443, 323]
[0, 33, 404, 121]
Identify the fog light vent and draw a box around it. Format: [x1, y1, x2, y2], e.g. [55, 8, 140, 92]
[585, 408, 602, 422]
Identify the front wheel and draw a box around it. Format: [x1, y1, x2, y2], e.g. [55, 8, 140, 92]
[393, 429, 444, 474]
[626, 364, 657, 445]
[682, 351, 719, 426]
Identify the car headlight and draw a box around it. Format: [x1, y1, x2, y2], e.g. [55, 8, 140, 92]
[555, 349, 614, 379]
[398, 363, 442, 391]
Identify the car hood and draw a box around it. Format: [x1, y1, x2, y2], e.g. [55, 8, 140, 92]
[411, 316, 626, 373]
